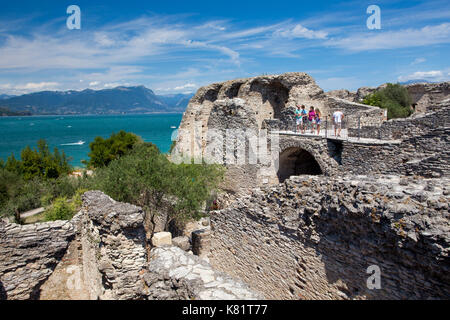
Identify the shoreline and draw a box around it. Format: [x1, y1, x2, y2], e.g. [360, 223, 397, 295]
[0, 112, 185, 119]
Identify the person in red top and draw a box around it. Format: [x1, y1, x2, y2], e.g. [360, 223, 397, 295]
[308, 106, 316, 134]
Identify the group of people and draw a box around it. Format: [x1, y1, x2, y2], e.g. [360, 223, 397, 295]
[294, 105, 344, 137]
[294, 105, 321, 135]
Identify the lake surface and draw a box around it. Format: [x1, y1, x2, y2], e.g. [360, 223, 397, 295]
[0, 114, 183, 167]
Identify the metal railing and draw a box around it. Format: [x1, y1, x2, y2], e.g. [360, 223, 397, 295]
[285, 115, 386, 141]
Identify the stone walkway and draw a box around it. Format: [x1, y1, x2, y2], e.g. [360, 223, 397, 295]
[144, 246, 264, 300]
[275, 130, 402, 144]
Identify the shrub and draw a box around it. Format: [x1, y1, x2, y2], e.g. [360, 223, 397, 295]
[44, 197, 75, 221]
[71, 188, 88, 211]
[362, 83, 413, 119]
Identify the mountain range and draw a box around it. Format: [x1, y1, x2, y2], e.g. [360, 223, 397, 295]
[0, 86, 193, 115]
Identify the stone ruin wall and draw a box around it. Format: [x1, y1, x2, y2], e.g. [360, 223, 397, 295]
[348, 100, 449, 140]
[406, 82, 450, 113]
[327, 82, 450, 114]
[0, 220, 75, 300]
[0, 191, 262, 300]
[209, 175, 450, 300]
[173, 72, 386, 162]
[172, 72, 386, 193]
[342, 102, 449, 178]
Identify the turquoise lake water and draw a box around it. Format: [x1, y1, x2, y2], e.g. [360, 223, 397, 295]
[0, 114, 183, 167]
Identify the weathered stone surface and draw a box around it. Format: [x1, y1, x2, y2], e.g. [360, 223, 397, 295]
[0, 219, 75, 300]
[326, 89, 357, 101]
[143, 246, 263, 300]
[172, 236, 190, 251]
[152, 232, 172, 247]
[209, 175, 450, 300]
[192, 229, 211, 258]
[172, 72, 385, 192]
[76, 191, 147, 300]
[405, 81, 450, 113]
[344, 103, 449, 178]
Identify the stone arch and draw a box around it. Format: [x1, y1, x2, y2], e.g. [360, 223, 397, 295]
[277, 137, 334, 182]
[277, 147, 323, 182]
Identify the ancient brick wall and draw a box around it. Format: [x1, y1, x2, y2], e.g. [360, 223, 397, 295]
[209, 175, 450, 300]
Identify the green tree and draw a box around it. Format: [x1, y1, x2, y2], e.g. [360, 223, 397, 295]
[362, 83, 413, 119]
[5, 139, 72, 180]
[89, 143, 224, 228]
[83, 130, 142, 168]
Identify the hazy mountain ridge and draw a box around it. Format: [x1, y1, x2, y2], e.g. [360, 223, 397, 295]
[0, 86, 193, 115]
[0, 94, 16, 100]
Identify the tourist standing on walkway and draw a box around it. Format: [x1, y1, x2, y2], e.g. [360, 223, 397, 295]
[308, 106, 316, 134]
[333, 109, 344, 137]
[300, 105, 307, 134]
[315, 108, 321, 135]
[301, 104, 308, 134]
[295, 105, 302, 133]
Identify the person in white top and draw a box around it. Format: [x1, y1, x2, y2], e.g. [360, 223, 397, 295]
[332, 110, 344, 137]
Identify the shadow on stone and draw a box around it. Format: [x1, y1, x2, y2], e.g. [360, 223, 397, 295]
[0, 280, 7, 300]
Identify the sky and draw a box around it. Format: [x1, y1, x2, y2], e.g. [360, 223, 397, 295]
[0, 0, 449, 95]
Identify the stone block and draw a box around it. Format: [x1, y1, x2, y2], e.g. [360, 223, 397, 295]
[172, 236, 190, 251]
[152, 232, 172, 247]
[192, 229, 211, 257]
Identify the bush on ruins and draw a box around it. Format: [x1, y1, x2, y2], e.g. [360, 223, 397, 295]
[363, 83, 413, 119]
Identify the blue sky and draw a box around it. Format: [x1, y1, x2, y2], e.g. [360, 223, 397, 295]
[0, 0, 449, 95]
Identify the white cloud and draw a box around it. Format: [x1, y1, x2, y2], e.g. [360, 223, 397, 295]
[173, 83, 197, 90]
[398, 70, 449, 82]
[89, 81, 100, 86]
[0, 82, 59, 94]
[156, 82, 198, 93]
[327, 23, 450, 51]
[277, 24, 328, 39]
[411, 58, 426, 65]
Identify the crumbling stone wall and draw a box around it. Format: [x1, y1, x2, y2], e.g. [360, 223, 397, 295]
[348, 102, 449, 140]
[341, 127, 449, 178]
[172, 72, 386, 192]
[329, 82, 450, 114]
[342, 104, 449, 178]
[0, 220, 75, 300]
[209, 175, 450, 300]
[76, 191, 147, 300]
[405, 82, 450, 113]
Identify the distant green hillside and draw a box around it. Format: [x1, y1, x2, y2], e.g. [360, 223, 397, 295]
[0, 86, 193, 115]
[0, 107, 32, 116]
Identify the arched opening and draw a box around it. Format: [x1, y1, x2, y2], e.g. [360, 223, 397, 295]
[249, 80, 289, 120]
[277, 147, 323, 182]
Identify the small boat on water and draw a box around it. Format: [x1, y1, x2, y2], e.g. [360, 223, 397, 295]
[171, 126, 177, 129]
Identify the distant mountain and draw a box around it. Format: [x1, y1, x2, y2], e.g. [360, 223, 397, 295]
[0, 107, 32, 116]
[0, 86, 193, 115]
[157, 93, 194, 109]
[399, 79, 432, 85]
[0, 94, 15, 100]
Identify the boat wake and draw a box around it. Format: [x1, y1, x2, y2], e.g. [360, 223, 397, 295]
[60, 140, 85, 146]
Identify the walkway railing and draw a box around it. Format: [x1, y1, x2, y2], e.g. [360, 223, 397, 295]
[276, 114, 389, 142]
